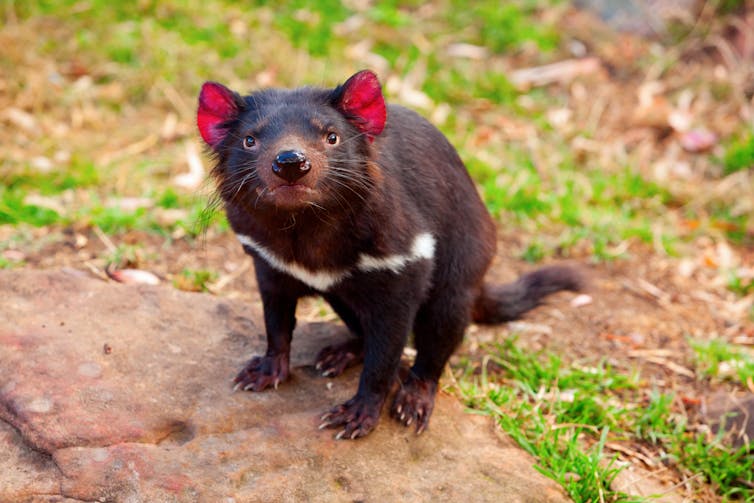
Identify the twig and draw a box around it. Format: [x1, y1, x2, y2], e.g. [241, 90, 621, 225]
[628, 354, 695, 378]
[550, 422, 602, 435]
[658, 471, 706, 497]
[627, 349, 677, 358]
[98, 134, 159, 165]
[157, 78, 193, 119]
[91, 225, 117, 254]
[508, 58, 602, 90]
[206, 257, 252, 294]
[83, 260, 108, 281]
[605, 442, 657, 467]
[621, 279, 671, 308]
[636, 278, 671, 304]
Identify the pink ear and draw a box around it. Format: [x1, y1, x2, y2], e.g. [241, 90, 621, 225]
[197, 82, 239, 148]
[337, 70, 386, 139]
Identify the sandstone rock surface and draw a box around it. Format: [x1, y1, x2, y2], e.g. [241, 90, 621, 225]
[0, 269, 569, 502]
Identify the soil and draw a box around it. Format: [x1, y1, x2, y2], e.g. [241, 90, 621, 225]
[16, 215, 754, 501]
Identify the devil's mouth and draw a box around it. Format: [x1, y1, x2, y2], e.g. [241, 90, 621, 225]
[264, 184, 316, 208]
[268, 184, 313, 195]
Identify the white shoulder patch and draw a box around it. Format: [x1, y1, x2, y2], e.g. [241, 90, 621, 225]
[357, 232, 436, 273]
[235, 231, 436, 291]
[411, 232, 436, 260]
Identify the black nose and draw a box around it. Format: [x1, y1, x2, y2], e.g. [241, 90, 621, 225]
[272, 150, 311, 183]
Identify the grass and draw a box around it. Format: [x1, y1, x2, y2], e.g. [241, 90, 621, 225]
[466, 147, 676, 260]
[3, 0, 748, 261]
[458, 338, 637, 500]
[691, 338, 754, 386]
[727, 270, 754, 297]
[723, 131, 754, 175]
[173, 267, 218, 292]
[447, 0, 561, 54]
[457, 337, 754, 501]
[638, 391, 754, 502]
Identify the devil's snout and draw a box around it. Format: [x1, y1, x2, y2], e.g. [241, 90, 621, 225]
[272, 150, 311, 183]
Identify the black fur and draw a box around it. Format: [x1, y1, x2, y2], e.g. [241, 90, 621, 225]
[473, 265, 583, 324]
[197, 71, 581, 439]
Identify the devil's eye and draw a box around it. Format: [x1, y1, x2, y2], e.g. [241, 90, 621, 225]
[243, 136, 256, 149]
[325, 132, 338, 145]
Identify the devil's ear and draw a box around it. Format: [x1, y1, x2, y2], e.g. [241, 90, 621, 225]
[331, 70, 386, 140]
[197, 82, 242, 148]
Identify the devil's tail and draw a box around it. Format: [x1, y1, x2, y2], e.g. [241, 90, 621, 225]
[472, 265, 583, 324]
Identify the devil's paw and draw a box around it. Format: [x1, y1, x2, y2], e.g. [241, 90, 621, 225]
[233, 353, 290, 392]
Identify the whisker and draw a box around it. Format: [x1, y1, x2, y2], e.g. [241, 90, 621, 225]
[325, 171, 374, 196]
[326, 181, 369, 204]
[337, 131, 368, 146]
[322, 182, 360, 213]
[254, 187, 268, 208]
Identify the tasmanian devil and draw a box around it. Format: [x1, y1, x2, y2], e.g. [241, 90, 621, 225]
[196, 70, 581, 440]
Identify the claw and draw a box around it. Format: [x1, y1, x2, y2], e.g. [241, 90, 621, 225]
[243, 383, 254, 391]
[274, 378, 280, 390]
[315, 361, 322, 370]
[350, 429, 359, 440]
[318, 422, 330, 430]
[407, 417, 412, 426]
[335, 429, 346, 440]
[232, 381, 242, 392]
[396, 404, 402, 415]
[320, 412, 332, 422]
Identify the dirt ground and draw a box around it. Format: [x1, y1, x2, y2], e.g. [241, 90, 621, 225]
[4, 185, 754, 502]
[14, 223, 754, 412]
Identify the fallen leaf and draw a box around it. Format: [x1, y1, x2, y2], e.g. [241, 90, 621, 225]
[74, 233, 88, 249]
[679, 129, 717, 153]
[2, 250, 26, 262]
[161, 113, 179, 140]
[681, 395, 701, 406]
[4, 107, 37, 133]
[23, 194, 65, 214]
[105, 197, 153, 211]
[154, 208, 188, 226]
[667, 109, 692, 132]
[31, 156, 54, 172]
[106, 267, 160, 285]
[446, 43, 488, 60]
[174, 142, 205, 189]
[570, 293, 593, 308]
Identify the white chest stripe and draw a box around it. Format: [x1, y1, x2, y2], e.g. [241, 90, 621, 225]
[235, 234, 347, 291]
[235, 232, 436, 291]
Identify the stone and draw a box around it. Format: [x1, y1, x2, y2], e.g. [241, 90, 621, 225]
[573, 0, 700, 36]
[703, 390, 754, 449]
[0, 269, 569, 502]
[610, 464, 685, 502]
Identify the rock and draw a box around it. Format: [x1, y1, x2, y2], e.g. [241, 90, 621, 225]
[702, 390, 754, 449]
[610, 463, 685, 502]
[0, 269, 569, 502]
[573, 0, 700, 37]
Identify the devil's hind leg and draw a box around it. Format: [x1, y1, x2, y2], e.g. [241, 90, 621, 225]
[391, 287, 474, 433]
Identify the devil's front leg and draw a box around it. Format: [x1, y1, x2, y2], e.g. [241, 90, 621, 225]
[233, 260, 306, 392]
[319, 290, 418, 440]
